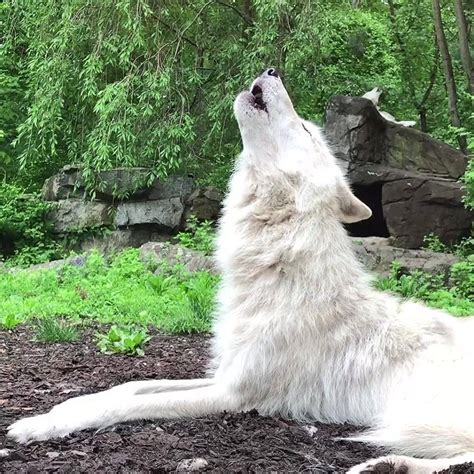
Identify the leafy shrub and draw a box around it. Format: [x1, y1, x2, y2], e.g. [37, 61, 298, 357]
[0, 183, 62, 266]
[376, 261, 474, 316]
[462, 156, 474, 210]
[176, 216, 215, 255]
[422, 233, 448, 253]
[34, 317, 80, 343]
[450, 257, 474, 300]
[96, 325, 151, 356]
[423, 233, 474, 258]
[453, 235, 474, 258]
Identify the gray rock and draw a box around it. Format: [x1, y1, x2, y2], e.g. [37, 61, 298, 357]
[148, 176, 195, 200]
[351, 237, 459, 278]
[42, 166, 195, 202]
[325, 96, 471, 248]
[325, 96, 467, 179]
[49, 199, 114, 233]
[42, 165, 84, 201]
[18, 255, 87, 273]
[175, 458, 208, 472]
[139, 242, 217, 274]
[382, 177, 472, 248]
[185, 187, 223, 221]
[81, 229, 170, 254]
[115, 198, 184, 231]
[93, 168, 150, 200]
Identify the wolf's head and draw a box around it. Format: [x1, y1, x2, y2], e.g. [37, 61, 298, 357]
[233, 69, 371, 224]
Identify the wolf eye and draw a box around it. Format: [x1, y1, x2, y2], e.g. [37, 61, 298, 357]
[302, 123, 312, 137]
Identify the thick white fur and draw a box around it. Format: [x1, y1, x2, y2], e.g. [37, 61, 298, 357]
[362, 86, 383, 106]
[7, 72, 474, 473]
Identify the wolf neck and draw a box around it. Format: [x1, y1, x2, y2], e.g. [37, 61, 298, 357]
[217, 160, 372, 311]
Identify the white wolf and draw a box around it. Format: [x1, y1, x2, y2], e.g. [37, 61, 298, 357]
[7, 70, 474, 473]
[363, 86, 416, 127]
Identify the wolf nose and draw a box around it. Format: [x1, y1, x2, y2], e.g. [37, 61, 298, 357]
[266, 68, 279, 78]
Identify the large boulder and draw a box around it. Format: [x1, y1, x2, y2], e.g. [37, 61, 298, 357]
[42, 167, 225, 250]
[80, 229, 170, 254]
[325, 96, 466, 179]
[90, 168, 151, 200]
[185, 187, 224, 221]
[42, 165, 85, 201]
[351, 237, 459, 279]
[148, 175, 194, 201]
[49, 199, 114, 233]
[139, 242, 217, 274]
[115, 198, 184, 231]
[42, 166, 193, 202]
[382, 176, 471, 248]
[325, 96, 471, 248]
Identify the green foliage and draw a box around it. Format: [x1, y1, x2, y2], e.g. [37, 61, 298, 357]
[0, 3, 26, 180]
[376, 261, 474, 317]
[0, 313, 22, 330]
[453, 235, 474, 258]
[176, 216, 215, 255]
[422, 233, 447, 253]
[62, 224, 113, 251]
[96, 324, 150, 356]
[462, 156, 474, 210]
[34, 317, 80, 343]
[0, 249, 218, 333]
[423, 233, 474, 258]
[0, 183, 63, 266]
[450, 257, 474, 300]
[2, 0, 471, 191]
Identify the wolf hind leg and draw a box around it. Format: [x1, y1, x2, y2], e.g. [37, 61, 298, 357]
[347, 453, 474, 473]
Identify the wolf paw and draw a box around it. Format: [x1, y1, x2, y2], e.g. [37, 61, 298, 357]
[347, 456, 410, 474]
[7, 393, 108, 443]
[7, 413, 70, 444]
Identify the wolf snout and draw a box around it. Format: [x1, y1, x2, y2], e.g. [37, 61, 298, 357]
[266, 68, 279, 78]
[259, 67, 280, 78]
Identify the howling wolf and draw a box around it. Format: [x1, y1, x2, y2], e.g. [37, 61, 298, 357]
[8, 69, 474, 473]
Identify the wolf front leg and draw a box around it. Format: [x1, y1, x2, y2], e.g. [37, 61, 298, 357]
[110, 377, 215, 395]
[7, 384, 238, 444]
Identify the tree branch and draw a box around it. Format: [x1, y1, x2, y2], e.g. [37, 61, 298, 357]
[214, 1, 254, 26]
[419, 40, 439, 108]
[152, 15, 199, 49]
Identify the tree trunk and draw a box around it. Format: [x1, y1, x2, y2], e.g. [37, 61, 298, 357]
[454, 0, 473, 93]
[387, 0, 418, 108]
[420, 107, 428, 133]
[243, 0, 253, 21]
[431, 0, 468, 154]
[418, 41, 439, 132]
[388, 0, 439, 131]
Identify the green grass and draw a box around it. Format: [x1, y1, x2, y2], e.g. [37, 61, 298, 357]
[0, 249, 219, 334]
[0, 249, 471, 338]
[34, 317, 80, 343]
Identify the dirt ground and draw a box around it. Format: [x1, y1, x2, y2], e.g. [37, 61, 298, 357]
[1, 328, 472, 473]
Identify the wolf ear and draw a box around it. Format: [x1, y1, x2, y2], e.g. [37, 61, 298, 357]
[335, 180, 372, 224]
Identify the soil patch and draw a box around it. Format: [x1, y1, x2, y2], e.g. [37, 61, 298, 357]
[0, 328, 471, 473]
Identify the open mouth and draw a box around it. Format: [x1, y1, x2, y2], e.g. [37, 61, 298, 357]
[251, 85, 267, 112]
